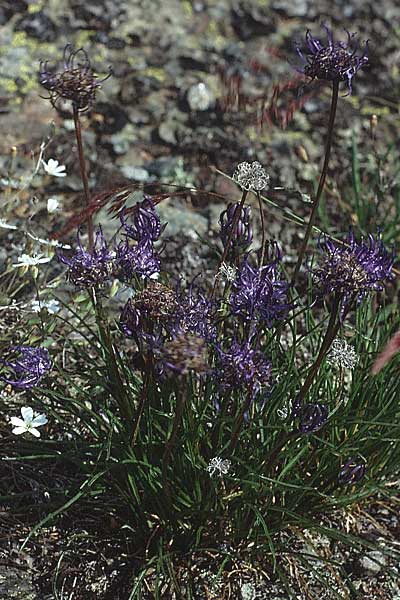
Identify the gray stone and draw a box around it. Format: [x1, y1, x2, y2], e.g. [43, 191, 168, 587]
[360, 550, 388, 575]
[187, 82, 215, 112]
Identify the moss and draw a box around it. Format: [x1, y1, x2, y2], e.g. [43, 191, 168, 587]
[0, 78, 17, 93]
[142, 67, 167, 82]
[182, 0, 193, 17]
[360, 106, 390, 117]
[28, 2, 44, 13]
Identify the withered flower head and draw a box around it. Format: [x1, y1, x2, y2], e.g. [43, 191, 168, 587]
[39, 44, 111, 112]
[119, 282, 178, 338]
[161, 332, 209, 375]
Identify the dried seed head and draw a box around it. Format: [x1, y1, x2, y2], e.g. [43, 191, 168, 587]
[327, 339, 358, 369]
[162, 332, 209, 375]
[135, 282, 178, 321]
[39, 44, 111, 112]
[232, 161, 270, 192]
[119, 282, 178, 338]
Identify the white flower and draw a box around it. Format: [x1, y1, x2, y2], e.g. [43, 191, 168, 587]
[327, 339, 358, 370]
[31, 299, 60, 314]
[277, 402, 289, 420]
[42, 159, 67, 178]
[216, 262, 237, 282]
[10, 406, 48, 438]
[47, 197, 61, 213]
[206, 456, 232, 477]
[12, 253, 51, 268]
[232, 161, 270, 192]
[0, 219, 17, 230]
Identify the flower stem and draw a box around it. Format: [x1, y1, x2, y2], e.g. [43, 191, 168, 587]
[73, 104, 94, 252]
[257, 191, 266, 267]
[227, 389, 253, 454]
[295, 294, 341, 409]
[291, 80, 340, 287]
[162, 384, 185, 502]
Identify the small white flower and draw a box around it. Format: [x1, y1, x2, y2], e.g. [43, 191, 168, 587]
[0, 219, 17, 230]
[232, 161, 270, 192]
[327, 339, 358, 370]
[216, 262, 237, 282]
[10, 406, 48, 438]
[206, 456, 232, 477]
[12, 253, 51, 268]
[42, 159, 67, 178]
[277, 402, 289, 420]
[31, 299, 60, 314]
[47, 197, 61, 213]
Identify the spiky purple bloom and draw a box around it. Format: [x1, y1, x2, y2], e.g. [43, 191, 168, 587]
[115, 239, 160, 282]
[219, 203, 253, 253]
[230, 251, 291, 326]
[298, 402, 329, 434]
[39, 44, 111, 112]
[295, 24, 368, 94]
[121, 197, 166, 243]
[58, 227, 113, 288]
[314, 230, 394, 312]
[338, 456, 366, 485]
[216, 340, 272, 396]
[0, 346, 51, 389]
[174, 284, 217, 341]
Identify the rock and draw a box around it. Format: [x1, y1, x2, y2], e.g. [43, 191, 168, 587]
[241, 582, 256, 599]
[119, 165, 151, 182]
[360, 550, 387, 575]
[15, 10, 58, 42]
[0, 0, 27, 25]
[187, 82, 215, 112]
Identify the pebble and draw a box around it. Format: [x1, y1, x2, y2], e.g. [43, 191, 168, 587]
[187, 82, 215, 112]
[360, 550, 387, 575]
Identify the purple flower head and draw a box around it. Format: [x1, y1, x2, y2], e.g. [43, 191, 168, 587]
[121, 197, 166, 243]
[159, 332, 209, 376]
[0, 346, 51, 389]
[219, 202, 253, 254]
[39, 44, 111, 112]
[216, 340, 272, 396]
[295, 24, 368, 94]
[298, 402, 329, 434]
[58, 227, 113, 288]
[174, 282, 217, 342]
[314, 230, 394, 313]
[119, 282, 178, 339]
[115, 239, 160, 282]
[338, 456, 366, 485]
[230, 249, 291, 326]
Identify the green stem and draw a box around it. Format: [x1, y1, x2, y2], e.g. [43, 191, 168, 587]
[257, 191, 266, 267]
[291, 80, 340, 287]
[162, 384, 185, 502]
[295, 294, 341, 406]
[73, 104, 94, 252]
[227, 389, 254, 454]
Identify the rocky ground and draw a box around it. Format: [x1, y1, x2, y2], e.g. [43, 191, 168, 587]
[1, 0, 400, 598]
